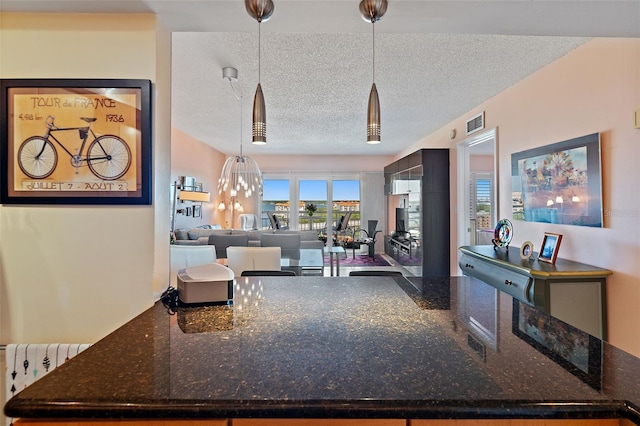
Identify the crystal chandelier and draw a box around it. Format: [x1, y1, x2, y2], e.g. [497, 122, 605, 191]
[218, 67, 263, 200]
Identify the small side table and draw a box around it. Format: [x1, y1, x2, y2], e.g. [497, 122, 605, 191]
[324, 246, 346, 276]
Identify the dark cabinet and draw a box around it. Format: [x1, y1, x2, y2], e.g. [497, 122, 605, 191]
[385, 149, 450, 280]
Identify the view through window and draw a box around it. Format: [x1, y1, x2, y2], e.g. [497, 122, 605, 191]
[262, 178, 360, 234]
[299, 180, 327, 232]
[262, 179, 290, 229]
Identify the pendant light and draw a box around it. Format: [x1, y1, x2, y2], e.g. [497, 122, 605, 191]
[360, 0, 387, 144]
[218, 67, 263, 200]
[245, 0, 274, 145]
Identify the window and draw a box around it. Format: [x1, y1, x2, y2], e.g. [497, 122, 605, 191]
[299, 180, 327, 231]
[470, 172, 494, 230]
[262, 179, 290, 229]
[332, 180, 360, 230]
[261, 175, 361, 233]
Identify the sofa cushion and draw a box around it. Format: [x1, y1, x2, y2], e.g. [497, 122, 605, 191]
[187, 228, 219, 240]
[174, 228, 190, 241]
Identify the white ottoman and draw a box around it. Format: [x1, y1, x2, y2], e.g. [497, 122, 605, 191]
[177, 263, 234, 304]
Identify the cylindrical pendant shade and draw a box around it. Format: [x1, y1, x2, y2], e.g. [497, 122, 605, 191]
[367, 83, 381, 144]
[252, 83, 267, 145]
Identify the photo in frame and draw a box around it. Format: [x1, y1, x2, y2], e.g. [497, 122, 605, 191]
[512, 300, 602, 391]
[511, 133, 602, 227]
[193, 205, 202, 218]
[0, 79, 152, 205]
[539, 232, 562, 264]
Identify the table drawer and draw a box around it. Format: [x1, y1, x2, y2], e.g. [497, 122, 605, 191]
[459, 253, 533, 304]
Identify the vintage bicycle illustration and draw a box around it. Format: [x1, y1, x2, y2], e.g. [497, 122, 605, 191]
[17, 115, 132, 181]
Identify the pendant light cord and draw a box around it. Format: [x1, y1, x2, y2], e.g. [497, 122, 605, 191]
[227, 79, 244, 157]
[258, 22, 262, 84]
[372, 21, 376, 84]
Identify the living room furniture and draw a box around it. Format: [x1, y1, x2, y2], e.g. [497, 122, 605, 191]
[239, 214, 259, 230]
[260, 232, 301, 261]
[241, 270, 297, 276]
[352, 219, 382, 258]
[298, 248, 324, 276]
[324, 245, 345, 276]
[459, 245, 611, 339]
[349, 270, 403, 277]
[384, 148, 450, 279]
[226, 246, 281, 277]
[208, 233, 250, 259]
[169, 245, 217, 287]
[268, 214, 288, 230]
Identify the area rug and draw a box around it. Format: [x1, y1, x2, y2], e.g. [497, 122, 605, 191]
[324, 254, 391, 267]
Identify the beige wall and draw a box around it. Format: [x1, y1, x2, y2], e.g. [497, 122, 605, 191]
[0, 13, 172, 344]
[402, 38, 640, 357]
[171, 128, 226, 230]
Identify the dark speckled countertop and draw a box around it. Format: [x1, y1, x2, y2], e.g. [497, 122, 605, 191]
[5, 276, 640, 422]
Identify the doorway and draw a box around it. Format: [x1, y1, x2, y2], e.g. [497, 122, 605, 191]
[457, 128, 498, 250]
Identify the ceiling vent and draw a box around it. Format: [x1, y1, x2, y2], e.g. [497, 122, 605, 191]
[466, 112, 485, 135]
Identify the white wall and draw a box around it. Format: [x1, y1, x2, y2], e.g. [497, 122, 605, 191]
[0, 13, 172, 344]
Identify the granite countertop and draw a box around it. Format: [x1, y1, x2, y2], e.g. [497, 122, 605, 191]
[4, 275, 640, 422]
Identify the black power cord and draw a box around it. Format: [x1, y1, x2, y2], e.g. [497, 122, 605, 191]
[160, 285, 179, 315]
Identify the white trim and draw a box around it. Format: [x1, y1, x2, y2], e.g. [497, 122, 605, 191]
[457, 128, 498, 263]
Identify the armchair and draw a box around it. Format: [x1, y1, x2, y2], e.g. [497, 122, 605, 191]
[352, 219, 381, 258]
[239, 214, 259, 231]
[268, 213, 289, 230]
[332, 211, 353, 247]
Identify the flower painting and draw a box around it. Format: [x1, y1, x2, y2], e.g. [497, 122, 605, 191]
[511, 133, 602, 227]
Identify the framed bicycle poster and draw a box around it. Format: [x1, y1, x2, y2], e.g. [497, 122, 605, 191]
[0, 79, 152, 205]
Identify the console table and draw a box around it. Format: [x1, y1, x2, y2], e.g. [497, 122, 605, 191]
[459, 245, 611, 339]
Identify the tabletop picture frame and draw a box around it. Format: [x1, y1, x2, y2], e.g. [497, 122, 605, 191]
[538, 232, 563, 264]
[0, 78, 152, 205]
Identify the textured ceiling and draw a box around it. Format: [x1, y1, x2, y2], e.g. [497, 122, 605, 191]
[3, 0, 639, 156]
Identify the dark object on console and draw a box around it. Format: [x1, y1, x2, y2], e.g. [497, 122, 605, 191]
[241, 270, 297, 276]
[349, 270, 403, 277]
